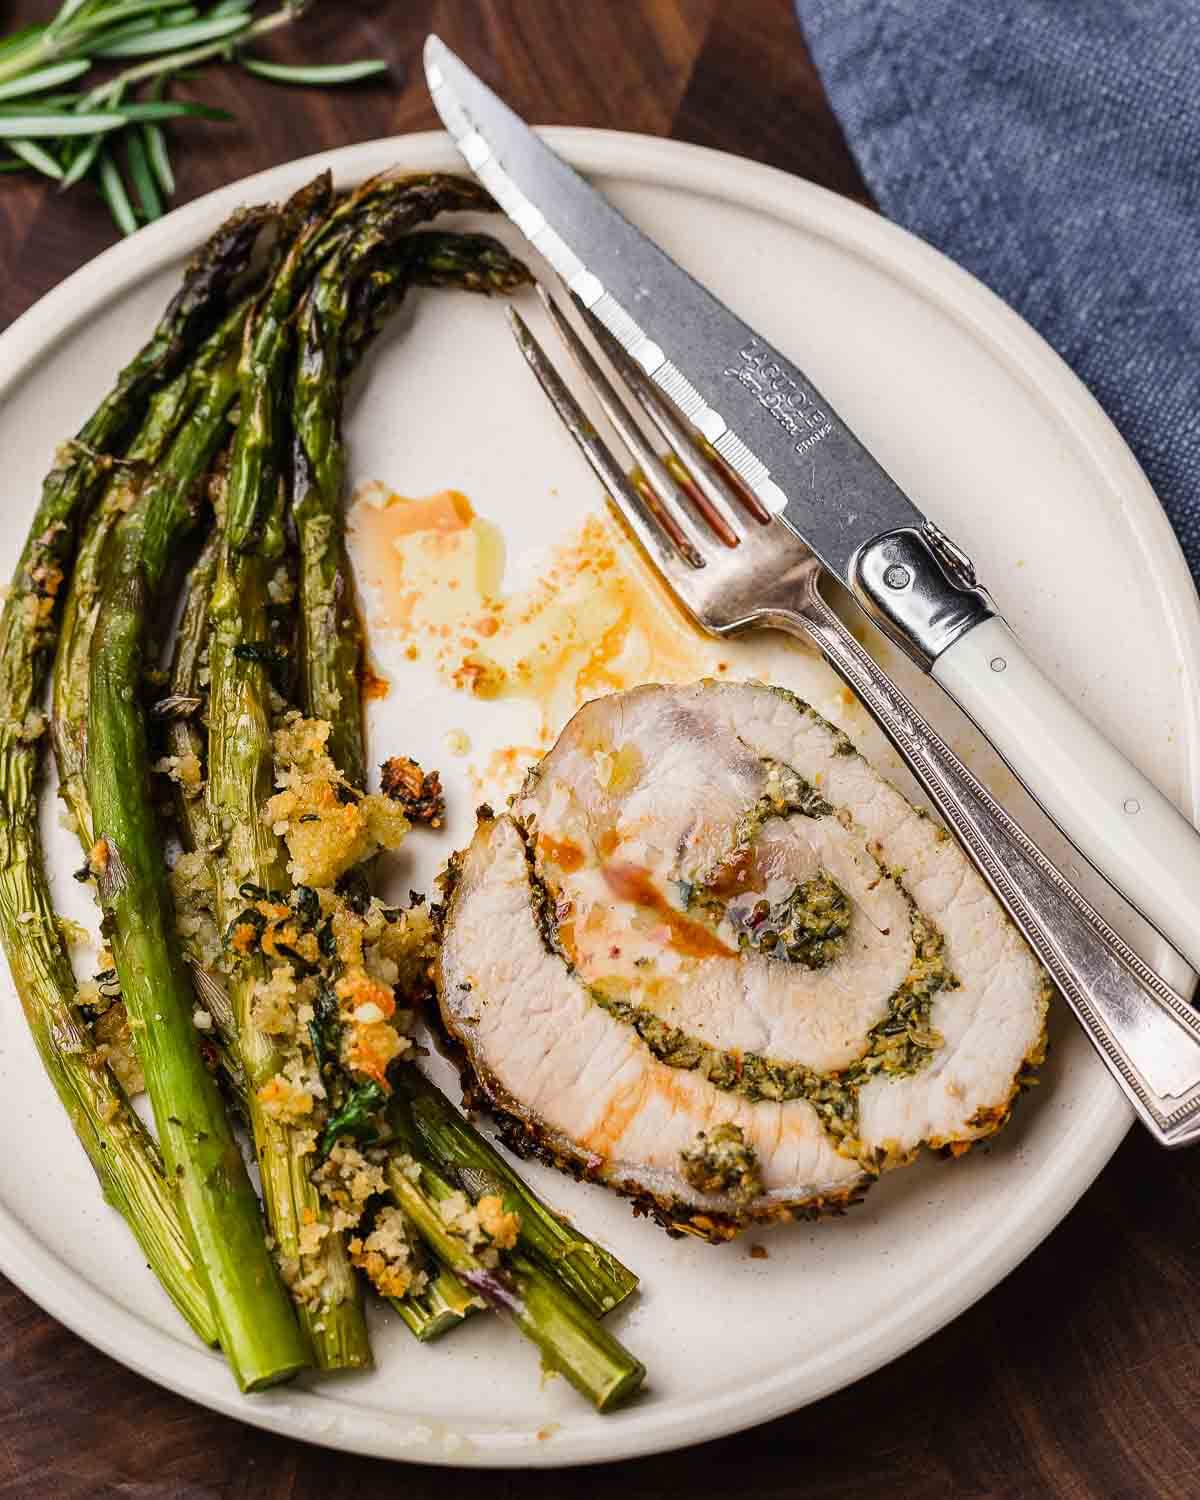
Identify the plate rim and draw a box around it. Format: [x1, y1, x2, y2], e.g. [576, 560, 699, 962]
[0, 125, 1192, 1468]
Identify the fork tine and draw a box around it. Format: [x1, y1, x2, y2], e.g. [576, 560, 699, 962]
[578, 301, 774, 527]
[505, 306, 705, 576]
[534, 286, 737, 552]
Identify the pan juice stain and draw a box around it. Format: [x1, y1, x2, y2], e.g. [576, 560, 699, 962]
[347, 482, 744, 737]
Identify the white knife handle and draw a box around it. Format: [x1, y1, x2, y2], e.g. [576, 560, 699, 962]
[933, 615, 1200, 971]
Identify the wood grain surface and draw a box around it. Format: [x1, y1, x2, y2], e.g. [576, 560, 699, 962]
[0, 3, 1195, 1497]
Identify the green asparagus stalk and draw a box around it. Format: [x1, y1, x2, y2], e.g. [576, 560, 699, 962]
[391, 1262, 480, 1343]
[203, 177, 512, 1368]
[0, 207, 267, 1347]
[0, 830, 217, 1342]
[399, 1070, 638, 1319]
[293, 228, 533, 782]
[51, 374, 187, 842]
[385, 1100, 645, 1412]
[227, 171, 495, 550]
[343, 230, 537, 372]
[161, 529, 249, 1109]
[206, 181, 369, 1367]
[52, 302, 251, 844]
[291, 271, 366, 784]
[207, 497, 370, 1370]
[162, 526, 220, 853]
[89, 530, 306, 1392]
[286, 225, 534, 1339]
[88, 337, 308, 1391]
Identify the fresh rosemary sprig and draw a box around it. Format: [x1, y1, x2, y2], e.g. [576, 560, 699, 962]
[0, 1, 387, 234]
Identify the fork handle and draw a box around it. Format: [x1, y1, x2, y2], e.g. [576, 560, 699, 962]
[769, 589, 1200, 1147]
[934, 616, 1200, 973]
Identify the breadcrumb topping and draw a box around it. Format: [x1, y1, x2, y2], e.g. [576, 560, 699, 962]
[264, 714, 410, 887]
[436, 1187, 521, 1267]
[348, 1206, 427, 1300]
[169, 850, 222, 967]
[312, 1140, 388, 1233]
[91, 1001, 144, 1097]
[380, 755, 445, 828]
[153, 751, 203, 795]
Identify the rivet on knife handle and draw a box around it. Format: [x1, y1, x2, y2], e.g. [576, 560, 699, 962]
[850, 525, 995, 668]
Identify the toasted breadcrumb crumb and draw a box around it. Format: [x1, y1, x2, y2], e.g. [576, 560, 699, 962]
[380, 756, 445, 828]
[265, 715, 410, 886]
[153, 752, 203, 795]
[436, 1187, 520, 1267]
[257, 1069, 316, 1123]
[476, 1193, 520, 1250]
[312, 1140, 387, 1227]
[56, 916, 89, 947]
[347, 1206, 427, 1300]
[169, 851, 222, 967]
[92, 1001, 144, 1096]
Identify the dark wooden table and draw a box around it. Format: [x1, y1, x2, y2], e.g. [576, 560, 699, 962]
[1, 3, 1197, 1496]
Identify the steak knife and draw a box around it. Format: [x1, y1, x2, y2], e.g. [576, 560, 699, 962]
[424, 34, 1200, 976]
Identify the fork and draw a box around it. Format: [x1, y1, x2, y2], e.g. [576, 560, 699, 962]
[507, 283, 1200, 1148]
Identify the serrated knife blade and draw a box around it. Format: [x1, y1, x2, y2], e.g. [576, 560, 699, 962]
[424, 33, 928, 590]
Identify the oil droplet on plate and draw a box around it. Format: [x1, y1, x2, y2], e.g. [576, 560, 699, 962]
[348, 483, 819, 799]
[348, 485, 741, 737]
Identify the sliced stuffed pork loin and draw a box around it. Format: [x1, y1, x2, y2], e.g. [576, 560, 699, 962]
[438, 682, 1050, 1240]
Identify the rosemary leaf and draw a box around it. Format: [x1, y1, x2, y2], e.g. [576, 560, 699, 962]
[100, 99, 233, 121]
[0, 0, 394, 235]
[142, 117, 173, 195]
[97, 146, 137, 234]
[0, 27, 45, 60]
[71, 2, 197, 35]
[240, 57, 388, 86]
[97, 14, 249, 57]
[88, 17, 164, 56]
[0, 60, 90, 103]
[125, 125, 161, 218]
[8, 137, 63, 178]
[59, 128, 104, 186]
[54, 0, 101, 26]
[0, 112, 127, 138]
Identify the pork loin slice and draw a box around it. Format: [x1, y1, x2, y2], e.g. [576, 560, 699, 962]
[438, 682, 1049, 1238]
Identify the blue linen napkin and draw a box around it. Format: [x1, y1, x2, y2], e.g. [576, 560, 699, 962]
[795, 0, 1200, 580]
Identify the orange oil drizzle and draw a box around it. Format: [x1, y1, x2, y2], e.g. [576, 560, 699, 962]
[601, 862, 735, 960]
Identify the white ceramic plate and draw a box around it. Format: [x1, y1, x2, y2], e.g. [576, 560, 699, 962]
[0, 130, 1197, 1469]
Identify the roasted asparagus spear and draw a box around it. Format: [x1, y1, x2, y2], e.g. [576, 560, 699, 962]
[399, 1069, 638, 1319]
[0, 208, 266, 1345]
[386, 1096, 645, 1412]
[206, 175, 510, 1370]
[87, 323, 308, 1391]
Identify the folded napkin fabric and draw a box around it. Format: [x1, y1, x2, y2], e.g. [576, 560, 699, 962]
[795, 0, 1200, 579]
